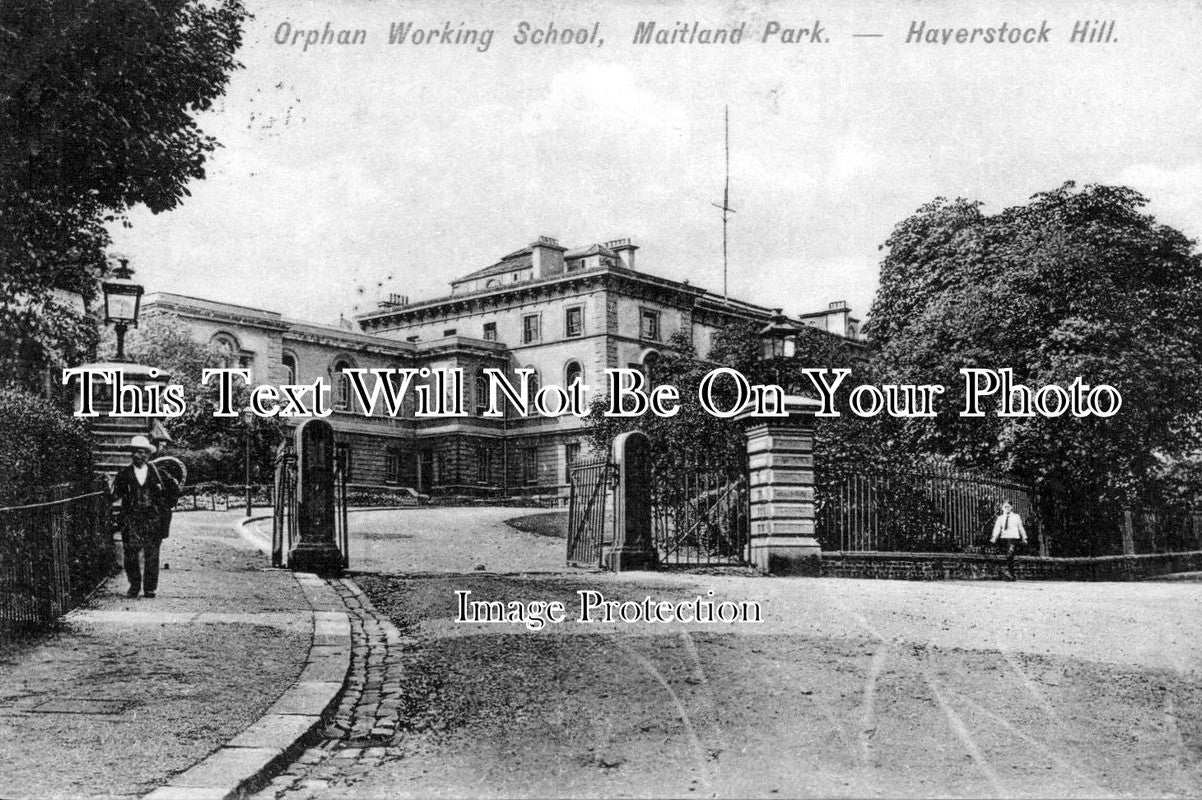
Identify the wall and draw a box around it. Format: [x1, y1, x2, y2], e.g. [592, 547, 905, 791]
[820, 550, 1202, 581]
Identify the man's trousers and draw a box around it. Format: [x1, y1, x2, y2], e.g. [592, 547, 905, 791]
[123, 538, 162, 595]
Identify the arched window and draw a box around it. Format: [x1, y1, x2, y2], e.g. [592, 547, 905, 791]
[526, 368, 540, 415]
[281, 351, 298, 385]
[210, 332, 240, 368]
[564, 360, 583, 389]
[641, 349, 661, 379]
[475, 368, 489, 414]
[330, 357, 356, 411]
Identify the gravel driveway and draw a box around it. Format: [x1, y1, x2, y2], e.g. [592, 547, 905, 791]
[249, 507, 1202, 797]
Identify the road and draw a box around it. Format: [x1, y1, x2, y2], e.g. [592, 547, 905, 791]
[251, 508, 1202, 798]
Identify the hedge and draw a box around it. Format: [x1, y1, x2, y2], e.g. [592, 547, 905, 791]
[0, 388, 92, 504]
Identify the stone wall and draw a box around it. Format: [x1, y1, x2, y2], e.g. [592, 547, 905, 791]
[820, 550, 1202, 581]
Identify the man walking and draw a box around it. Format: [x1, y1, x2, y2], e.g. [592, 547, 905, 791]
[112, 435, 169, 598]
[990, 500, 1028, 581]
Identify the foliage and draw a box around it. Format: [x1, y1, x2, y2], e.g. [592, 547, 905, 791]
[866, 182, 1202, 552]
[0, 387, 93, 503]
[584, 322, 871, 484]
[117, 317, 284, 482]
[0, 0, 248, 386]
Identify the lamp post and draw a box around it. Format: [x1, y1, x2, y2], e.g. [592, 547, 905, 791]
[100, 255, 144, 361]
[241, 406, 254, 516]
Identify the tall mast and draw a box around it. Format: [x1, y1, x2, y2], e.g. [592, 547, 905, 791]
[712, 106, 736, 305]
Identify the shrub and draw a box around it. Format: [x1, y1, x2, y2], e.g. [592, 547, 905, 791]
[0, 388, 92, 504]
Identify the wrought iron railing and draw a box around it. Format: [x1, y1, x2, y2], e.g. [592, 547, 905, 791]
[816, 465, 1040, 553]
[0, 483, 114, 646]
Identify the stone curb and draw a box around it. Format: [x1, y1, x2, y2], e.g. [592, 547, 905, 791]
[143, 529, 351, 800]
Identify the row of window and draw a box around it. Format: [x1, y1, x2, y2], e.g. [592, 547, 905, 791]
[324, 360, 588, 414]
[379, 442, 582, 487]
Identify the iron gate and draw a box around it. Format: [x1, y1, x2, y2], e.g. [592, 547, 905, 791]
[566, 456, 614, 568]
[272, 441, 349, 568]
[651, 461, 750, 567]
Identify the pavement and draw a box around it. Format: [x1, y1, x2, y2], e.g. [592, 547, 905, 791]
[0, 511, 351, 800]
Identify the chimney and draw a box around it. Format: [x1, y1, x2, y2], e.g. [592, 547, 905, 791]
[605, 238, 638, 271]
[530, 235, 567, 279]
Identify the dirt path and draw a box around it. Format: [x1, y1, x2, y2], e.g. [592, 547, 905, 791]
[254, 507, 568, 575]
[255, 565, 1202, 798]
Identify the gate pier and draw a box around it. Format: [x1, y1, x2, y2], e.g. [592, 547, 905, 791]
[740, 396, 822, 575]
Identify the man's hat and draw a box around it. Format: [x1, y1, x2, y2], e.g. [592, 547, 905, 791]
[129, 435, 155, 453]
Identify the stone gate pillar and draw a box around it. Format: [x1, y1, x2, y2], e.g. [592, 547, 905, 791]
[739, 396, 822, 575]
[289, 418, 344, 576]
[605, 430, 657, 572]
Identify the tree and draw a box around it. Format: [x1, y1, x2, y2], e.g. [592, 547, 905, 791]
[866, 182, 1202, 552]
[0, 0, 248, 387]
[116, 317, 283, 483]
[585, 321, 870, 484]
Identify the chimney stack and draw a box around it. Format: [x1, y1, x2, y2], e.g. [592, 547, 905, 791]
[530, 235, 567, 279]
[605, 238, 638, 271]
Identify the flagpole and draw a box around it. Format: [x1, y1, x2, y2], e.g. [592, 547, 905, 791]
[711, 107, 736, 307]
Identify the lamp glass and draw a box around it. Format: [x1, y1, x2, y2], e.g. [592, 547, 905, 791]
[106, 290, 139, 322]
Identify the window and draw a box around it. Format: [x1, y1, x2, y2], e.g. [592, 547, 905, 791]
[564, 360, 583, 389]
[482, 322, 497, 341]
[443, 328, 457, 337]
[336, 444, 353, 482]
[527, 370, 540, 415]
[332, 359, 353, 411]
[406, 335, 419, 343]
[475, 369, 489, 415]
[385, 450, 401, 485]
[565, 306, 583, 338]
[210, 333, 238, 366]
[522, 447, 538, 484]
[485, 278, 500, 288]
[522, 313, 541, 344]
[477, 444, 492, 485]
[282, 352, 298, 384]
[210, 332, 251, 376]
[640, 308, 661, 341]
[564, 443, 581, 483]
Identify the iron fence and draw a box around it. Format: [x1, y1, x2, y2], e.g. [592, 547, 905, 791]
[0, 483, 114, 646]
[816, 465, 1040, 553]
[174, 483, 273, 513]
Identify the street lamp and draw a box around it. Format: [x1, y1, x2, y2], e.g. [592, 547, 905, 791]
[101, 254, 144, 362]
[240, 406, 255, 516]
[759, 313, 801, 359]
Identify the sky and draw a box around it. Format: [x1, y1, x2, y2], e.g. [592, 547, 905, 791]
[109, 0, 1202, 327]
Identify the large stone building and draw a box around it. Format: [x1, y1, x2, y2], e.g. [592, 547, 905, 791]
[145, 236, 860, 498]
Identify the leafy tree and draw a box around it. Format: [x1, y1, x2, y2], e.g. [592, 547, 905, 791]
[0, 0, 248, 387]
[116, 317, 283, 483]
[584, 321, 871, 493]
[866, 182, 1202, 553]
